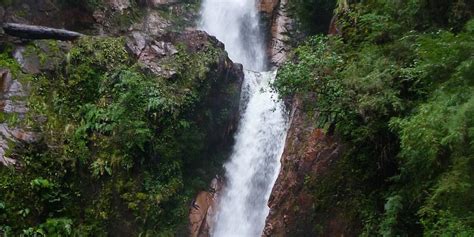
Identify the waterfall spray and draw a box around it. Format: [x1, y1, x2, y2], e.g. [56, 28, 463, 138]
[200, 0, 289, 236]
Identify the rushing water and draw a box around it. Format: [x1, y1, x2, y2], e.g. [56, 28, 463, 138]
[200, 0, 289, 236]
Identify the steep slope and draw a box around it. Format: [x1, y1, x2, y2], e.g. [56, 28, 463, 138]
[0, 1, 244, 235]
[263, 98, 351, 236]
[266, 0, 473, 236]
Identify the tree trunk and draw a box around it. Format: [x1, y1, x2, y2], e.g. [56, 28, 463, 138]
[3, 23, 83, 41]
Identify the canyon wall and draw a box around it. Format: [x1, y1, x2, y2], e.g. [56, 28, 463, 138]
[0, 1, 244, 235]
[263, 98, 358, 236]
[258, 0, 292, 67]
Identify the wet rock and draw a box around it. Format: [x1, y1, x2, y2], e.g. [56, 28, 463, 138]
[258, 0, 293, 67]
[259, 0, 280, 15]
[268, 0, 292, 66]
[263, 98, 347, 236]
[189, 176, 223, 237]
[189, 191, 212, 237]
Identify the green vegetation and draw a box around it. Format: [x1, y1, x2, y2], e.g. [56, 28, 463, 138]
[286, 0, 337, 34]
[0, 0, 13, 7]
[275, 0, 473, 235]
[0, 35, 236, 236]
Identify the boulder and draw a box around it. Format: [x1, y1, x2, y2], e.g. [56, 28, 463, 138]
[126, 31, 178, 77]
[13, 46, 40, 74]
[13, 41, 70, 74]
[107, 0, 132, 12]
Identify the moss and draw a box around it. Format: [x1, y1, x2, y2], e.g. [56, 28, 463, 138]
[108, 5, 145, 32]
[0, 0, 13, 6]
[0, 29, 240, 235]
[155, 3, 202, 31]
[0, 51, 21, 76]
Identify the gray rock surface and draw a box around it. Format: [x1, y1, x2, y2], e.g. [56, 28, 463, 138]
[0, 69, 36, 167]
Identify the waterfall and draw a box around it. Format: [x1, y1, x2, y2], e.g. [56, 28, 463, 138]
[200, 0, 289, 236]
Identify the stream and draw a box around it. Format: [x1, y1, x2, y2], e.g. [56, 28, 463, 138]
[200, 0, 289, 236]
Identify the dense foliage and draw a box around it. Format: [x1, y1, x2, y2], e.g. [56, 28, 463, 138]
[286, 0, 337, 34]
[275, 0, 473, 235]
[0, 35, 235, 236]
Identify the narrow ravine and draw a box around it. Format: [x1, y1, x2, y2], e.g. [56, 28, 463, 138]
[200, 0, 289, 236]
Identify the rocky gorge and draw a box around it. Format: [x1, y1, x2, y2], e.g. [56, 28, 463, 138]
[2, 0, 349, 235]
[2, 0, 473, 236]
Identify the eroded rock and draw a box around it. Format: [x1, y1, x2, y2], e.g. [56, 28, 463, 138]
[126, 31, 178, 77]
[13, 41, 70, 74]
[137, 10, 171, 36]
[13, 46, 40, 74]
[189, 176, 223, 237]
[263, 98, 348, 236]
[126, 30, 234, 79]
[108, 0, 132, 12]
[0, 69, 36, 167]
[258, 0, 293, 67]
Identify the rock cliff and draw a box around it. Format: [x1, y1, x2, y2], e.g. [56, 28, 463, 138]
[258, 0, 293, 67]
[0, 1, 244, 235]
[263, 98, 355, 236]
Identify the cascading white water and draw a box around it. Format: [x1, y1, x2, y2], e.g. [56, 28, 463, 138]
[200, 0, 266, 71]
[200, 0, 289, 236]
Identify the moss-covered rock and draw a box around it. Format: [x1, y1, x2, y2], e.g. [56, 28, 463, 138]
[0, 28, 243, 236]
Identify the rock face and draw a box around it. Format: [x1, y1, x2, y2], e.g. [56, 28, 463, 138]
[0, 39, 70, 167]
[263, 98, 351, 236]
[108, 0, 132, 12]
[0, 69, 35, 167]
[258, 0, 293, 67]
[130, 10, 172, 37]
[1, 0, 95, 32]
[1, 0, 244, 235]
[145, 0, 178, 7]
[189, 176, 223, 237]
[126, 31, 178, 77]
[126, 29, 244, 150]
